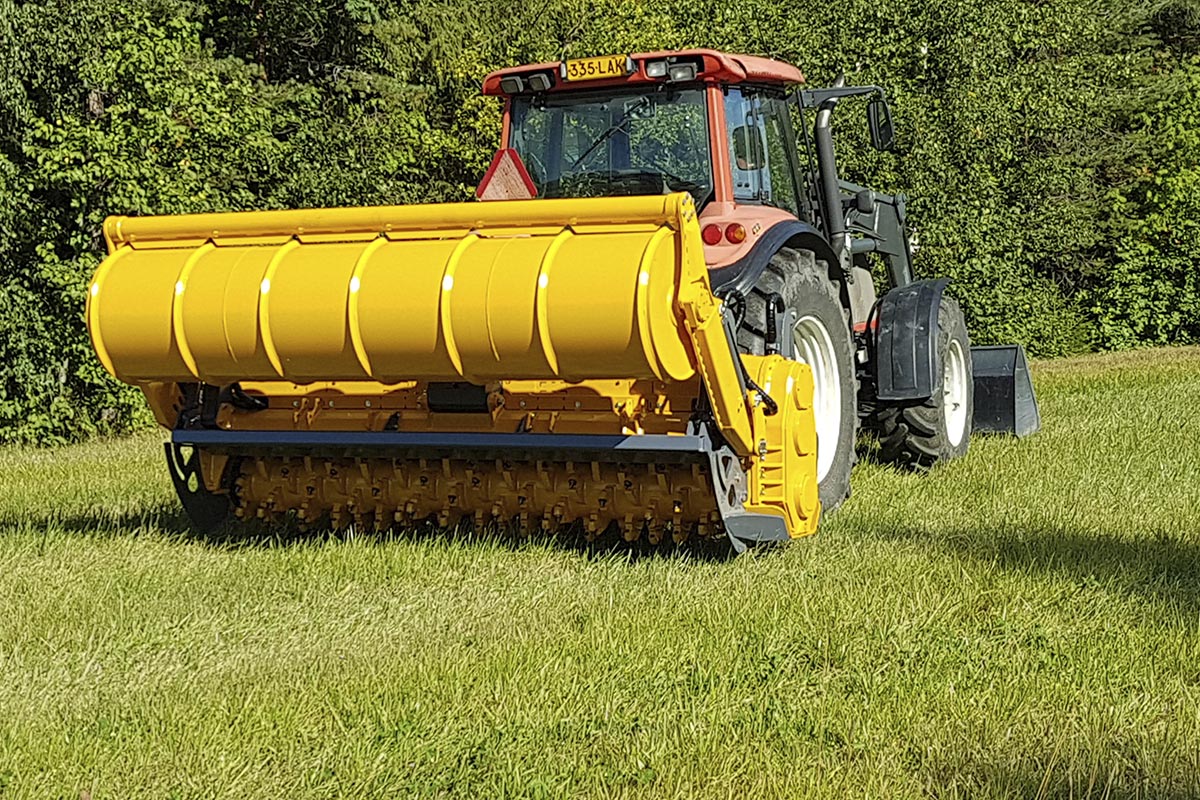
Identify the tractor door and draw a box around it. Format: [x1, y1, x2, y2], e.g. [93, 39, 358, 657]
[722, 87, 803, 217]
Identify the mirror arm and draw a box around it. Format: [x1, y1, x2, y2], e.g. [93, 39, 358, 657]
[797, 85, 887, 107]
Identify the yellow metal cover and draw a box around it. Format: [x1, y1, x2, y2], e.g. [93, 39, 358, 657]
[89, 195, 704, 387]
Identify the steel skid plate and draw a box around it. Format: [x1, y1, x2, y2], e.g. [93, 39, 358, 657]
[165, 442, 232, 532]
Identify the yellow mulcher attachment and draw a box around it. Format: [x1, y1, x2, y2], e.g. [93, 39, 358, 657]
[88, 193, 819, 550]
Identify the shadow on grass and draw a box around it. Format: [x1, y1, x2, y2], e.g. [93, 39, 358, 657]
[2, 502, 740, 563]
[876, 520, 1200, 619]
[921, 756, 1200, 800]
[12, 493, 1200, 578]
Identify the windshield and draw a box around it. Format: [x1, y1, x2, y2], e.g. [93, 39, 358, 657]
[509, 88, 713, 205]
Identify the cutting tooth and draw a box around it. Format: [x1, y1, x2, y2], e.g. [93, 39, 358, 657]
[646, 513, 663, 545]
[622, 515, 638, 542]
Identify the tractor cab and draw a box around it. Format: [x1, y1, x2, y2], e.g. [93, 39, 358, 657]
[484, 50, 812, 270]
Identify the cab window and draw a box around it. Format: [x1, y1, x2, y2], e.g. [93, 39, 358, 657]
[510, 88, 714, 206]
[724, 87, 800, 215]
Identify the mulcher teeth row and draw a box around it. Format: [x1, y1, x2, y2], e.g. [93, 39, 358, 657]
[232, 456, 727, 543]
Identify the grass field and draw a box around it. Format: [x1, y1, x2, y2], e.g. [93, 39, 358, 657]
[2, 348, 1199, 798]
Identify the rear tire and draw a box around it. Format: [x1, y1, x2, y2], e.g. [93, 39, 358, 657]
[736, 248, 856, 513]
[873, 296, 973, 468]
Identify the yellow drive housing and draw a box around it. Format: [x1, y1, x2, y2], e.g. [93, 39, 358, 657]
[88, 193, 819, 547]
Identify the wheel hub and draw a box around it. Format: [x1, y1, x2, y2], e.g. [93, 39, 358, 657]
[792, 315, 841, 483]
[943, 339, 968, 447]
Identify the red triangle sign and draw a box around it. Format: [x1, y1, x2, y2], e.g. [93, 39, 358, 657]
[476, 148, 538, 201]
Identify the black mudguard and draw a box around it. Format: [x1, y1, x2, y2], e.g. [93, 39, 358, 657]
[872, 278, 949, 402]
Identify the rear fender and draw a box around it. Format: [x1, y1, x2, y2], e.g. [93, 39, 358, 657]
[871, 278, 949, 402]
[708, 220, 843, 303]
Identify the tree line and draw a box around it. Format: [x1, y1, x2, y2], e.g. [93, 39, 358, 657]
[2, 0, 1198, 443]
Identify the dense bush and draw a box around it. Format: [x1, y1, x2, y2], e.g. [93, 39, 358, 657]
[1, 0, 1198, 443]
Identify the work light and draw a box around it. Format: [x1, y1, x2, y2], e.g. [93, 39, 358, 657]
[668, 63, 697, 81]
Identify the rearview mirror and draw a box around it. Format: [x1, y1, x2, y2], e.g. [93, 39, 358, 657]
[868, 97, 896, 151]
[732, 125, 766, 170]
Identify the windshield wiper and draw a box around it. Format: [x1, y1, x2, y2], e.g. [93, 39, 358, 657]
[569, 96, 651, 171]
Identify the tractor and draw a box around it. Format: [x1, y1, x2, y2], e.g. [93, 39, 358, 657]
[484, 49, 1038, 512]
[86, 49, 1038, 550]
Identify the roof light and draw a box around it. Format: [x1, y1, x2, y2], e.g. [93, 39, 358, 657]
[527, 73, 552, 92]
[499, 76, 525, 94]
[702, 224, 723, 245]
[645, 60, 668, 78]
[668, 63, 697, 82]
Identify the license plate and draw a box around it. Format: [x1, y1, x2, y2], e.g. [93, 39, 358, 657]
[563, 54, 631, 82]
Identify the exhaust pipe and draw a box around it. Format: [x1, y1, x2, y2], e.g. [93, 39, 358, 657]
[813, 75, 847, 247]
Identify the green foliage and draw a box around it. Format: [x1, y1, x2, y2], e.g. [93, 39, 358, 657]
[1084, 55, 1200, 348]
[1, 0, 1198, 442]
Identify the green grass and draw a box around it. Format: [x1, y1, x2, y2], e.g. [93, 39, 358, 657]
[2, 348, 1200, 798]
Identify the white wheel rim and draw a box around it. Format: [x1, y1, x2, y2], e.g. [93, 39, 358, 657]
[792, 315, 841, 482]
[943, 339, 968, 447]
